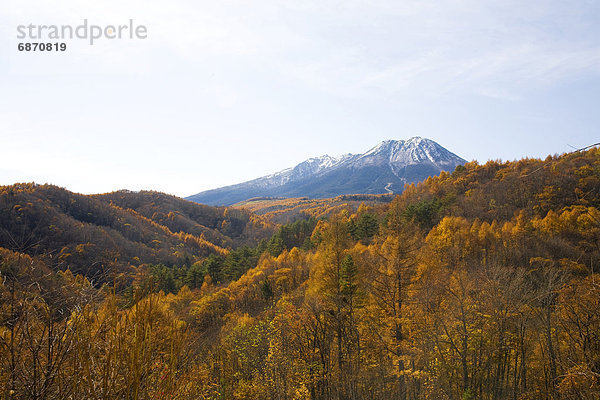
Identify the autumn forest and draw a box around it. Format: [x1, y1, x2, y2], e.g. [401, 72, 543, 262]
[1, 148, 600, 400]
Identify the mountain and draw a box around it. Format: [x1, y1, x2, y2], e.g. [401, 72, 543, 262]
[0, 184, 274, 282]
[187, 137, 466, 206]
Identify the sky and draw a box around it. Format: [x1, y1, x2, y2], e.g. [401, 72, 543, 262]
[1, 0, 599, 197]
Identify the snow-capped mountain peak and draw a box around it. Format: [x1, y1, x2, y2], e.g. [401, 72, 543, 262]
[187, 137, 466, 206]
[354, 137, 461, 171]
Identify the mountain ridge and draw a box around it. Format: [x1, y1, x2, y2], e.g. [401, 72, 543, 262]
[187, 137, 466, 206]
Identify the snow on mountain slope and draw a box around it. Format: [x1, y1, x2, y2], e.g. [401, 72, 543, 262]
[257, 153, 356, 187]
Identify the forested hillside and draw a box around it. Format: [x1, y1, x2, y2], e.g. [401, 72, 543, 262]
[0, 185, 274, 283]
[233, 194, 394, 224]
[1, 148, 600, 399]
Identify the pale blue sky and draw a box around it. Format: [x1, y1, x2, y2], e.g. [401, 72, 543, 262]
[1, 0, 599, 197]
